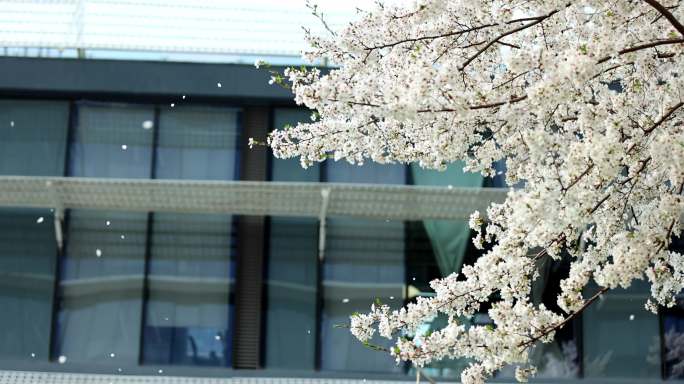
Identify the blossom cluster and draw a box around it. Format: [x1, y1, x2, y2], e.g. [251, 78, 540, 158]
[265, 1, 684, 382]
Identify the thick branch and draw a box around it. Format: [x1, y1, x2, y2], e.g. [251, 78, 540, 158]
[642, 0, 684, 36]
[643, 101, 684, 134]
[598, 38, 684, 63]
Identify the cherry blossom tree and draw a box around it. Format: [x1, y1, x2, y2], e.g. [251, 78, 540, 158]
[261, 1, 684, 382]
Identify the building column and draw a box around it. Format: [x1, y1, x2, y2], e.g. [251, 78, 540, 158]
[233, 106, 269, 369]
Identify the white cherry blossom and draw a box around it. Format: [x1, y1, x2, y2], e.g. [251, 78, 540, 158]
[265, 1, 684, 382]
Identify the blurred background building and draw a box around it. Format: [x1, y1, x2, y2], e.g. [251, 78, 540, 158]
[0, 1, 682, 383]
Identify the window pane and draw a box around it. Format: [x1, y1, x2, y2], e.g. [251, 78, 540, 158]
[265, 216, 318, 370]
[156, 106, 239, 180]
[54, 210, 147, 365]
[0, 99, 69, 176]
[54, 103, 154, 364]
[321, 161, 406, 373]
[264, 108, 319, 370]
[0, 208, 56, 361]
[68, 103, 154, 178]
[321, 217, 405, 373]
[0, 99, 68, 361]
[326, 160, 405, 184]
[143, 213, 234, 367]
[583, 282, 661, 378]
[664, 296, 684, 379]
[143, 106, 238, 367]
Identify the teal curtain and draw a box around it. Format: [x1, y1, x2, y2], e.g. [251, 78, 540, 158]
[411, 162, 483, 277]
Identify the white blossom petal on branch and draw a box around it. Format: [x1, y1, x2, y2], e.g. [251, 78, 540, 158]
[264, 1, 684, 382]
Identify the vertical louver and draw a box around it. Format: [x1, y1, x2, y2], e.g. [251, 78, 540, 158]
[232, 107, 269, 369]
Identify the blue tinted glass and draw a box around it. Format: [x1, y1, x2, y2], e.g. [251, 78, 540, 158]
[320, 161, 406, 373]
[155, 106, 239, 180]
[0, 100, 69, 176]
[54, 103, 154, 365]
[0, 100, 67, 361]
[320, 217, 405, 373]
[0, 208, 56, 361]
[264, 108, 319, 370]
[55, 210, 148, 365]
[325, 160, 405, 184]
[143, 106, 238, 367]
[583, 282, 660, 378]
[142, 213, 234, 367]
[68, 103, 154, 178]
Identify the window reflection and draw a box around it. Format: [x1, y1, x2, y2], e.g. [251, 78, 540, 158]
[663, 297, 684, 379]
[583, 282, 660, 378]
[0, 208, 56, 361]
[68, 103, 154, 178]
[155, 106, 239, 180]
[0, 100, 69, 176]
[320, 217, 405, 373]
[142, 105, 238, 367]
[264, 108, 320, 370]
[143, 213, 233, 367]
[55, 210, 147, 364]
[55, 103, 154, 364]
[0, 99, 68, 361]
[265, 216, 318, 369]
[321, 160, 406, 373]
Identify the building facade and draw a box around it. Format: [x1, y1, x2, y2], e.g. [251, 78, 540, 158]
[0, 55, 682, 384]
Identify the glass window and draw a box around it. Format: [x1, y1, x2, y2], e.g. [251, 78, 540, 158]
[663, 296, 684, 379]
[264, 109, 320, 370]
[142, 106, 238, 367]
[0, 100, 69, 176]
[155, 106, 239, 180]
[0, 100, 68, 361]
[326, 160, 405, 185]
[54, 103, 154, 365]
[320, 161, 406, 373]
[54, 210, 148, 365]
[0, 208, 56, 361]
[582, 281, 661, 378]
[142, 213, 234, 367]
[68, 103, 154, 178]
[320, 217, 405, 373]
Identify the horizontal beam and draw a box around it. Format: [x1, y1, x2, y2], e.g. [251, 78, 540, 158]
[0, 57, 293, 103]
[0, 176, 507, 221]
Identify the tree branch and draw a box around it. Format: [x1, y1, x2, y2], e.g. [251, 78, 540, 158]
[642, 101, 684, 134]
[364, 23, 497, 51]
[328, 94, 528, 112]
[642, 0, 684, 36]
[598, 38, 684, 63]
[518, 287, 609, 350]
[458, 9, 560, 71]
